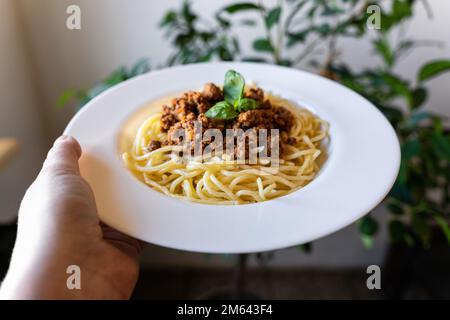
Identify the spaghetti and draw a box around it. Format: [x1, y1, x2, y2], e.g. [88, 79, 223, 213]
[122, 93, 329, 205]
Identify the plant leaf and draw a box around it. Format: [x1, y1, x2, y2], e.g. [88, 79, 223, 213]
[205, 101, 238, 120]
[57, 90, 77, 108]
[181, 1, 196, 24]
[314, 23, 332, 37]
[383, 73, 413, 106]
[223, 3, 261, 14]
[433, 215, 450, 244]
[253, 38, 273, 52]
[381, 0, 413, 32]
[241, 57, 268, 63]
[265, 6, 282, 29]
[160, 10, 177, 27]
[392, 0, 413, 19]
[390, 180, 413, 204]
[387, 200, 405, 216]
[321, 6, 345, 16]
[105, 67, 127, 85]
[237, 98, 258, 112]
[358, 215, 379, 236]
[402, 139, 421, 160]
[377, 105, 404, 126]
[374, 37, 394, 67]
[411, 87, 427, 109]
[239, 19, 257, 26]
[412, 212, 431, 247]
[83, 84, 112, 104]
[279, 59, 292, 67]
[358, 215, 378, 248]
[430, 133, 450, 160]
[215, 13, 231, 28]
[361, 234, 374, 249]
[298, 242, 312, 253]
[418, 60, 450, 82]
[401, 111, 434, 130]
[287, 30, 309, 47]
[129, 59, 151, 77]
[224, 70, 245, 105]
[389, 219, 407, 242]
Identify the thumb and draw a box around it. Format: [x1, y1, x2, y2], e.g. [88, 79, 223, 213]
[42, 135, 82, 176]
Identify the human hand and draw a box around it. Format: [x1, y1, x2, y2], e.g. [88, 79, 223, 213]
[0, 136, 142, 300]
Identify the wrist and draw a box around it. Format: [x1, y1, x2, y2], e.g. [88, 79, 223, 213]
[0, 251, 129, 300]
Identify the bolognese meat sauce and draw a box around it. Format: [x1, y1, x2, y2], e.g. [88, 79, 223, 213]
[157, 83, 294, 157]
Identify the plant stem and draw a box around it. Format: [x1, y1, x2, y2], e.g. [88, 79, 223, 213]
[284, 0, 306, 31]
[275, 0, 284, 63]
[293, 37, 321, 66]
[258, 0, 281, 64]
[420, 0, 433, 19]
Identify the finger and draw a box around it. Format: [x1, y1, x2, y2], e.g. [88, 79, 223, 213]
[42, 135, 82, 176]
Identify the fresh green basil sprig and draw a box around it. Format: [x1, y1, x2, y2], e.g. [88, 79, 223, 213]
[205, 70, 258, 120]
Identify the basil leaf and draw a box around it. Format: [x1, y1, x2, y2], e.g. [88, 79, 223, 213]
[224, 70, 245, 105]
[237, 98, 258, 112]
[205, 101, 238, 120]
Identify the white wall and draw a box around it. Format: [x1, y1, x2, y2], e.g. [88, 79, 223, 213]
[4, 0, 450, 267]
[0, 0, 48, 223]
[15, 0, 450, 140]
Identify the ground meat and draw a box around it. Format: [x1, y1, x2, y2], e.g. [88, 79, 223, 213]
[167, 122, 184, 145]
[185, 91, 212, 114]
[155, 86, 295, 158]
[233, 106, 293, 132]
[273, 107, 294, 132]
[161, 92, 208, 130]
[167, 117, 197, 145]
[233, 109, 274, 130]
[244, 87, 264, 102]
[171, 96, 197, 121]
[198, 113, 226, 131]
[161, 105, 177, 132]
[202, 83, 223, 102]
[167, 113, 228, 153]
[259, 99, 273, 109]
[147, 140, 162, 152]
[196, 102, 212, 114]
[164, 91, 214, 119]
[286, 137, 297, 145]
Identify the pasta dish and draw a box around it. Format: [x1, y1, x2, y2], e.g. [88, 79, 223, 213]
[122, 70, 329, 205]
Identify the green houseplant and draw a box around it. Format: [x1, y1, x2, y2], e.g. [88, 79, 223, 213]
[60, 0, 450, 251]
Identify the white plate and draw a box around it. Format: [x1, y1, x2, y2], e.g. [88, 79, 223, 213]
[65, 62, 400, 254]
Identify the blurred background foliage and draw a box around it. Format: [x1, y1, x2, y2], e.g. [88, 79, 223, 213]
[60, 0, 450, 251]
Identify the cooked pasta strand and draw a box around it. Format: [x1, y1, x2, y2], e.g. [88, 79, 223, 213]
[123, 94, 329, 205]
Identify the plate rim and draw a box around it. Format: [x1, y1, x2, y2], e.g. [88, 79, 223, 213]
[65, 62, 401, 253]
